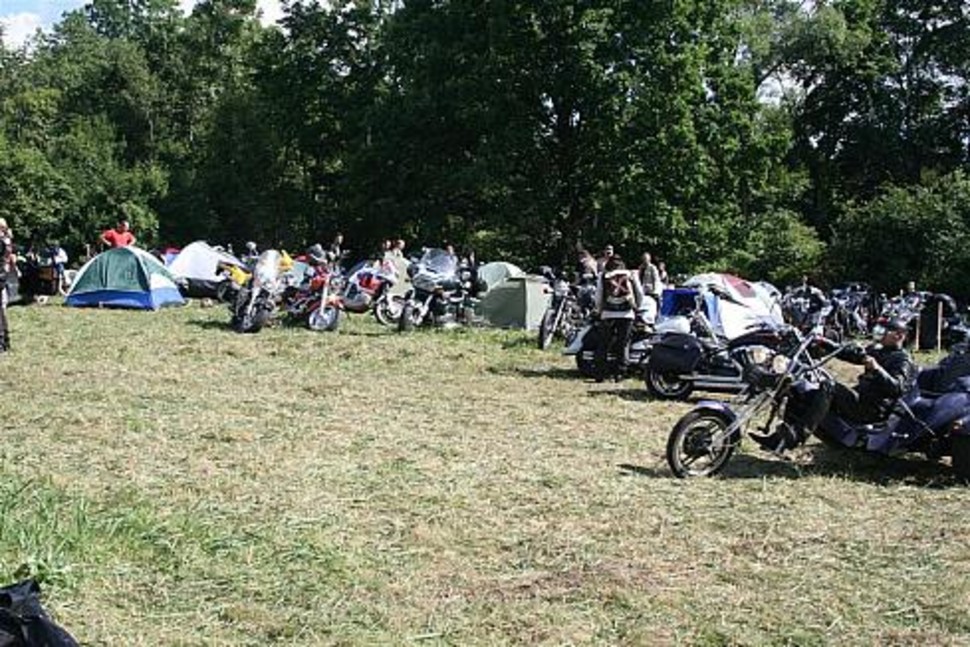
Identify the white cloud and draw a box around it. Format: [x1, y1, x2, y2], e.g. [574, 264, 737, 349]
[256, 0, 284, 26]
[0, 12, 42, 49]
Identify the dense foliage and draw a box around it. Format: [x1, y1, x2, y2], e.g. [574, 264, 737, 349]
[0, 0, 967, 293]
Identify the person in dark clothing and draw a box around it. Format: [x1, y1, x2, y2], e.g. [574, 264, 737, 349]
[829, 318, 917, 424]
[593, 257, 645, 382]
[752, 317, 916, 452]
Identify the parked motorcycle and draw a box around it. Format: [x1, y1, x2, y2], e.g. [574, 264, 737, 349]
[537, 269, 596, 350]
[341, 259, 402, 326]
[643, 298, 790, 400]
[229, 249, 289, 333]
[397, 248, 480, 331]
[563, 303, 659, 378]
[665, 328, 970, 480]
[283, 261, 343, 331]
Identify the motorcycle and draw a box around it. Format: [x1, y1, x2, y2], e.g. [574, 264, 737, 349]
[537, 269, 596, 350]
[229, 249, 289, 333]
[665, 328, 970, 480]
[283, 262, 343, 331]
[563, 302, 659, 378]
[341, 259, 402, 326]
[397, 248, 480, 331]
[643, 296, 790, 400]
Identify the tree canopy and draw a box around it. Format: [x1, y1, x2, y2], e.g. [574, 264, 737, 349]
[0, 0, 967, 294]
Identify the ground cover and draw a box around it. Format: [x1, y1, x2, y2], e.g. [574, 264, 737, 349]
[0, 303, 968, 645]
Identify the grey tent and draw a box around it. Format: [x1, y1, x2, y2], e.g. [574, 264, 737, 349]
[480, 274, 550, 330]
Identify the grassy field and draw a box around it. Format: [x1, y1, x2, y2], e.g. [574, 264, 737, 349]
[1, 302, 968, 645]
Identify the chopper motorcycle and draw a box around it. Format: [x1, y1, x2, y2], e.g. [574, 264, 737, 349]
[665, 328, 970, 479]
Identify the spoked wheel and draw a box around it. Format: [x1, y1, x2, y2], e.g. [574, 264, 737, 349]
[374, 295, 403, 327]
[645, 367, 693, 400]
[538, 309, 557, 350]
[309, 305, 341, 331]
[666, 410, 738, 478]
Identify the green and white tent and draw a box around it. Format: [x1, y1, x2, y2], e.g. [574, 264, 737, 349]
[65, 247, 185, 310]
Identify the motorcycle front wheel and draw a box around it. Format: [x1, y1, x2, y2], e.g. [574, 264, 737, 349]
[309, 306, 341, 332]
[538, 308, 558, 350]
[666, 410, 737, 478]
[374, 295, 403, 327]
[645, 367, 693, 400]
[398, 301, 423, 332]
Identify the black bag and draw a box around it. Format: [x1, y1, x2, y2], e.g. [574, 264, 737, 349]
[650, 333, 703, 374]
[0, 580, 79, 647]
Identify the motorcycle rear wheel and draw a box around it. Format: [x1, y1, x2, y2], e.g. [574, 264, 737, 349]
[666, 410, 737, 478]
[645, 367, 693, 400]
[952, 435, 970, 483]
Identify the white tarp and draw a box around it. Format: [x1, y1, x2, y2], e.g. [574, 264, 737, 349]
[169, 241, 245, 283]
[683, 272, 784, 339]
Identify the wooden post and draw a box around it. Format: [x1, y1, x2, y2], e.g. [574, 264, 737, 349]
[937, 300, 944, 353]
[914, 315, 921, 352]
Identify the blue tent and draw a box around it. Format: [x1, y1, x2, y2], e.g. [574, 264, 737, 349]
[65, 247, 185, 310]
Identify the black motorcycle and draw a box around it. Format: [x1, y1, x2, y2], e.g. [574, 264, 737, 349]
[643, 303, 791, 400]
[537, 269, 596, 350]
[666, 330, 970, 479]
[398, 248, 480, 331]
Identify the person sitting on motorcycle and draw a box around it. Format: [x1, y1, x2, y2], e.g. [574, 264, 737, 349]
[594, 257, 645, 383]
[752, 317, 917, 453]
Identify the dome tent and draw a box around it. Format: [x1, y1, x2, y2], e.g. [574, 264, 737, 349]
[65, 247, 185, 310]
[168, 240, 246, 297]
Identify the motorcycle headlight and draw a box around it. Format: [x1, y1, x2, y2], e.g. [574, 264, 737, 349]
[771, 354, 791, 374]
[746, 346, 771, 366]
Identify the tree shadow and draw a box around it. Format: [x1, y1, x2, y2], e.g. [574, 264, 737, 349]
[618, 444, 964, 488]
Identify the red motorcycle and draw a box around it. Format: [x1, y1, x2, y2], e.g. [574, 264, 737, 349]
[283, 263, 343, 331]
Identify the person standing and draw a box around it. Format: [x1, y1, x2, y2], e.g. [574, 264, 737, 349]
[0, 218, 14, 352]
[594, 257, 644, 382]
[638, 252, 662, 303]
[99, 219, 136, 248]
[657, 261, 670, 287]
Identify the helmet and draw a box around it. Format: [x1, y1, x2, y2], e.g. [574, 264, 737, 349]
[306, 243, 327, 265]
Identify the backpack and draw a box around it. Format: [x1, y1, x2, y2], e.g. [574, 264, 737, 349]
[603, 271, 634, 312]
[0, 580, 79, 647]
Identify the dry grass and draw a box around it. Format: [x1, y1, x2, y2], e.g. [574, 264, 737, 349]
[1, 302, 968, 645]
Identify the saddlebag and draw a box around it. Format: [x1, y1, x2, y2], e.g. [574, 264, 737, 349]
[650, 333, 703, 375]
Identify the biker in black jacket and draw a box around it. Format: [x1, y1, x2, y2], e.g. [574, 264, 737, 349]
[752, 317, 917, 452]
[831, 318, 917, 424]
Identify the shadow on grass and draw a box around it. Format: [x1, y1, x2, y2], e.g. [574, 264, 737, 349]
[185, 318, 235, 331]
[620, 445, 963, 487]
[489, 366, 584, 381]
[587, 387, 651, 402]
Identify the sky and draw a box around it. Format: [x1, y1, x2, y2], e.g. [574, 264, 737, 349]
[0, 0, 284, 49]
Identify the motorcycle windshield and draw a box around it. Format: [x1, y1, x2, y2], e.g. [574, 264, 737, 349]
[253, 250, 282, 289]
[418, 249, 458, 277]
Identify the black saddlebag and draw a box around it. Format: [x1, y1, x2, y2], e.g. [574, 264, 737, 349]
[650, 333, 703, 375]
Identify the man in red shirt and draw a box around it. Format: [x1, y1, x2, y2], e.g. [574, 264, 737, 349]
[100, 220, 136, 248]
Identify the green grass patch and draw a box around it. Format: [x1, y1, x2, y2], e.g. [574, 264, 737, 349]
[0, 302, 968, 644]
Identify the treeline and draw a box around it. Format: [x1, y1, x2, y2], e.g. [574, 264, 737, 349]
[0, 0, 967, 295]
